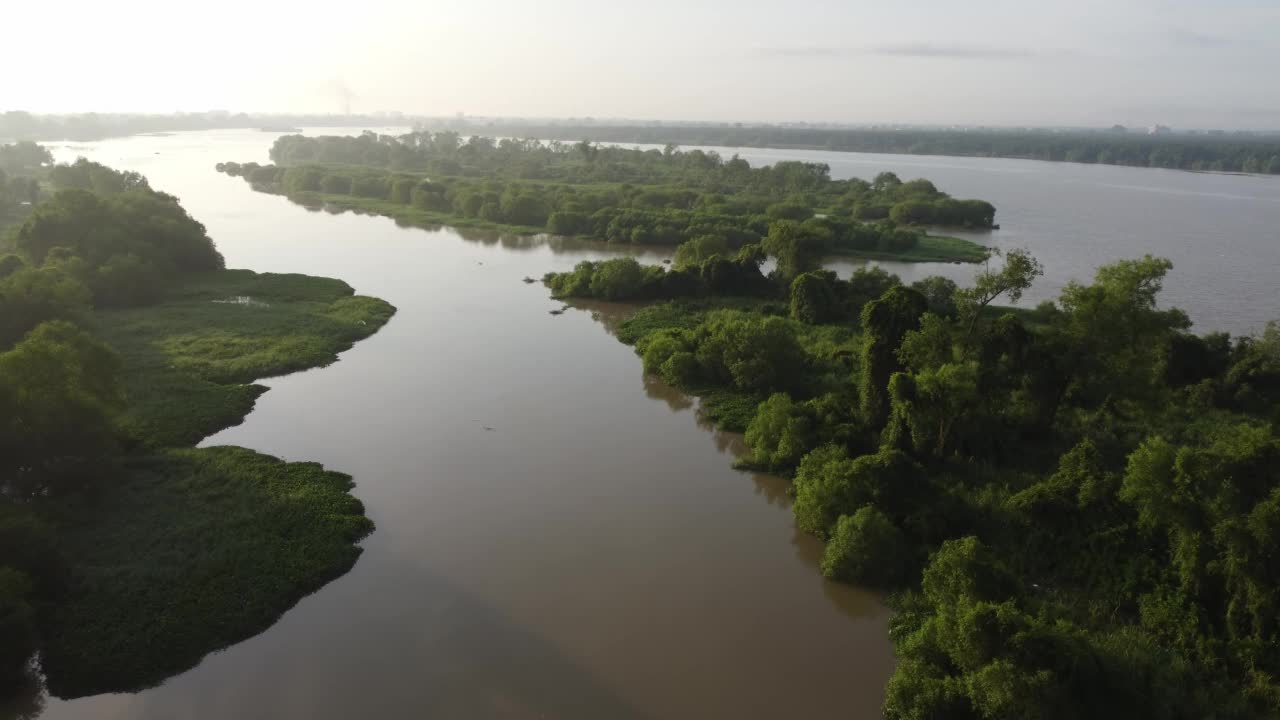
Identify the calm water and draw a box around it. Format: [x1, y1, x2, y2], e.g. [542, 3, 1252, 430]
[684, 145, 1280, 335]
[18, 130, 1280, 719]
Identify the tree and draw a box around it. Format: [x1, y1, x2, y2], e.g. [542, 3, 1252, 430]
[673, 234, 730, 269]
[956, 249, 1043, 337]
[911, 276, 960, 318]
[861, 286, 928, 427]
[0, 321, 124, 496]
[789, 271, 840, 324]
[0, 265, 91, 348]
[744, 393, 816, 470]
[821, 505, 910, 586]
[888, 361, 981, 458]
[792, 446, 925, 537]
[694, 313, 806, 392]
[846, 265, 901, 317]
[588, 257, 645, 300]
[14, 188, 224, 306]
[762, 220, 824, 280]
[1054, 255, 1191, 407]
[49, 158, 148, 194]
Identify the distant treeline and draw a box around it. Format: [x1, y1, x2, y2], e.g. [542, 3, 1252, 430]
[438, 123, 1280, 174]
[0, 111, 389, 142]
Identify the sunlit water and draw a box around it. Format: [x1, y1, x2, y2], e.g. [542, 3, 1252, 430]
[16, 129, 1280, 719]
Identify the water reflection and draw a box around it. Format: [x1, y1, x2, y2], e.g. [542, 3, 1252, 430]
[0, 672, 45, 720]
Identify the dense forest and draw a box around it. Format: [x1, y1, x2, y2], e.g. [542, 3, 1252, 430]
[0, 148, 393, 700]
[218, 131, 995, 262]
[554, 236, 1280, 716]
[441, 123, 1280, 174]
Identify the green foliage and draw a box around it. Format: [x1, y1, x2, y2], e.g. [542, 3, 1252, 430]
[789, 271, 841, 324]
[1053, 255, 1191, 407]
[957, 248, 1044, 337]
[0, 321, 124, 497]
[39, 446, 374, 697]
[93, 270, 395, 446]
[792, 446, 925, 538]
[860, 286, 928, 427]
[589, 257, 645, 300]
[0, 165, 394, 699]
[673, 234, 730, 269]
[224, 133, 992, 264]
[695, 312, 807, 393]
[821, 506, 910, 586]
[49, 158, 148, 195]
[14, 187, 224, 307]
[744, 393, 817, 471]
[0, 263, 92, 348]
[762, 220, 825, 279]
[911, 275, 960, 318]
[575, 245, 1280, 713]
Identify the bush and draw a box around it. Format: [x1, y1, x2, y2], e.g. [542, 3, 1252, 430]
[821, 506, 910, 585]
[744, 393, 816, 470]
[789, 271, 841, 324]
[588, 257, 645, 300]
[547, 210, 591, 235]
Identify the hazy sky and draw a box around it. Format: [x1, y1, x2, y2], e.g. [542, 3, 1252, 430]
[5, 0, 1279, 128]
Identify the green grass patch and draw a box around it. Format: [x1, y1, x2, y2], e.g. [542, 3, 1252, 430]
[92, 269, 396, 446]
[25, 268, 396, 698]
[38, 446, 374, 697]
[828, 234, 989, 263]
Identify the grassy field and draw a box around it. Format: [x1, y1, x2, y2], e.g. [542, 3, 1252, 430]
[92, 269, 396, 446]
[35, 269, 395, 697]
[827, 234, 990, 264]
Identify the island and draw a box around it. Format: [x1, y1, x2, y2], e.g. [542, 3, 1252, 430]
[0, 152, 394, 698]
[214, 131, 995, 264]
[544, 240, 1280, 717]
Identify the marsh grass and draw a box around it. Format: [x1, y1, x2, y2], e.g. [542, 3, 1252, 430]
[34, 269, 395, 697]
[827, 234, 989, 263]
[92, 269, 395, 446]
[39, 447, 374, 697]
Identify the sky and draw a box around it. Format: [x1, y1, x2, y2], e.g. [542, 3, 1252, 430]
[4, 0, 1279, 129]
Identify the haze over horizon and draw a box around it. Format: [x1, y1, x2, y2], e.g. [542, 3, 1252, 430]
[5, 0, 1280, 130]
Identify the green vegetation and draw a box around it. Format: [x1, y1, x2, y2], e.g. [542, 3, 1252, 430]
[94, 270, 394, 446]
[0, 150, 394, 698]
[216, 131, 992, 263]
[589, 245, 1280, 717]
[38, 447, 374, 697]
[0, 142, 53, 233]
[441, 122, 1280, 174]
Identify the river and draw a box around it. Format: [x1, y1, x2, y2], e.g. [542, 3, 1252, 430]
[23, 129, 1280, 719]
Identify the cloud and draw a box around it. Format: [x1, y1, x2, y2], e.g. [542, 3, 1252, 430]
[751, 44, 1068, 61]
